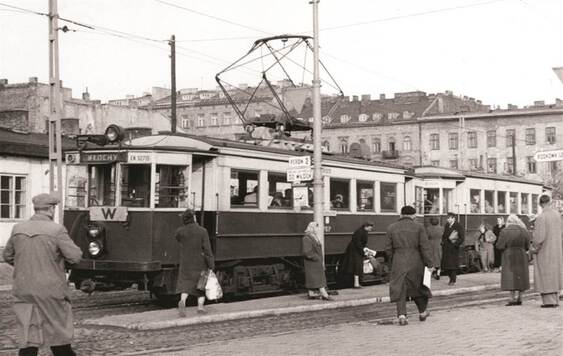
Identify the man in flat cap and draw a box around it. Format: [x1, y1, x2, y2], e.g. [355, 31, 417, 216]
[385, 205, 433, 326]
[3, 193, 82, 356]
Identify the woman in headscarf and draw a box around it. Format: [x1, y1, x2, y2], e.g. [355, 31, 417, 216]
[496, 214, 530, 306]
[302, 222, 332, 301]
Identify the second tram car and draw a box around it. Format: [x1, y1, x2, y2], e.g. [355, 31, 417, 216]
[63, 128, 546, 300]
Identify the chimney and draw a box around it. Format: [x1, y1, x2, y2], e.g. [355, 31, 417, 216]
[361, 94, 371, 101]
[352, 95, 359, 101]
[0, 79, 7, 85]
[29, 77, 38, 84]
[379, 93, 386, 100]
[82, 91, 90, 101]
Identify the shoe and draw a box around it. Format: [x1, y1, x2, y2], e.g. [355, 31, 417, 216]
[320, 295, 334, 301]
[540, 304, 558, 308]
[178, 300, 186, 317]
[327, 290, 339, 296]
[398, 315, 408, 326]
[197, 308, 208, 314]
[448, 282, 456, 286]
[419, 311, 430, 322]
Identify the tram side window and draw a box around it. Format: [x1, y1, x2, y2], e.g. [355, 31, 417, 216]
[470, 189, 481, 213]
[88, 164, 116, 206]
[268, 172, 292, 208]
[65, 165, 88, 208]
[424, 188, 440, 214]
[497, 191, 506, 213]
[380, 182, 397, 212]
[509, 192, 518, 214]
[443, 189, 453, 214]
[484, 190, 494, 213]
[120, 164, 150, 207]
[231, 170, 259, 207]
[357, 181, 374, 211]
[155, 165, 190, 208]
[532, 194, 539, 214]
[521, 193, 529, 214]
[415, 187, 424, 214]
[330, 178, 349, 210]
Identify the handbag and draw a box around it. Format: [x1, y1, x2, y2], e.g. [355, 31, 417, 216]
[196, 270, 209, 292]
[448, 230, 459, 243]
[205, 271, 223, 300]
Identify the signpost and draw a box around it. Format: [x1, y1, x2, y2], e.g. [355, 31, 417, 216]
[533, 149, 563, 162]
[287, 156, 312, 182]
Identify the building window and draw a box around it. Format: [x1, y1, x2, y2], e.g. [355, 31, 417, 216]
[358, 114, 368, 122]
[506, 129, 515, 147]
[0, 175, 26, 219]
[431, 160, 440, 167]
[487, 130, 496, 147]
[468, 159, 478, 170]
[210, 113, 218, 126]
[196, 114, 205, 127]
[505, 157, 514, 174]
[467, 131, 477, 148]
[449, 159, 458, 169]
[388, 137, 396, 151]
[430, 133, 440, 150]
[372, 138, 381, 153]
[448, 133, 458, 150]
[339, 139, 348, 154]
[222, 112, 232, 125]
[181, 115, 191, 129]
[525, 128, 536, 145]
[487, 158, 497, 173]
[546, 127, 556, 144]
[403, 136, 412, 151]
[527, 156, 536, 173]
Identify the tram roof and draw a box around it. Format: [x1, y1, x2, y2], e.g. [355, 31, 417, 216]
[414, 166, 544, 186]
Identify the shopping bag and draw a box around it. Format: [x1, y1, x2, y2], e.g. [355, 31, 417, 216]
[363, 259, 374, 274]
[196, 270, 209, 292]
[423, 267, 432, 289]
[205, 271, 223, 300]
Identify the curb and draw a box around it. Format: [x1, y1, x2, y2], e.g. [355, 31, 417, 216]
[0, 285, 11, 292]
[84, 283, 500, 330]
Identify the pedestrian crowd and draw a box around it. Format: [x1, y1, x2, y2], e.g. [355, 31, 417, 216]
[2, 192, 563, 355]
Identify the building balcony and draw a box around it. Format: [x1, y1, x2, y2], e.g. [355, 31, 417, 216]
[381, 150, 399, 159]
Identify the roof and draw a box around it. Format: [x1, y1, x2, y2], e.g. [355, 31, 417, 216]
[0, 128, 75, 158]
[413, 166, 544, 186]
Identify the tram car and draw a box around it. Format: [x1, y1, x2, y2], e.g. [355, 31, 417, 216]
[63, 126, 546, 300]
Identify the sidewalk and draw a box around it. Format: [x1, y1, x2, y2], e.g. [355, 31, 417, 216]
[84, 270, 515, 330]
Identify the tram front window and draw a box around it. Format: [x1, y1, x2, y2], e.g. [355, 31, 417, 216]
[65, 165, 88, 208]
[88, 164, 116, 206]
[155, 165, 189, 208]
[121, 164, 150, 207]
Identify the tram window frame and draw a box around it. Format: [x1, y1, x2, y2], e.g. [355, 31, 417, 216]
[154, 165, 190, 209]
[88, 164, 116, 207]
[267, 172, 293, 209]
[521, 193, 530, 214]
[509, 192, 518, 214]
[356, 180, 374, 212]
[497, 191, 507, 213]
[65, 165, 88, 209]
[230, 169, 259, 208]
[424, 188, 440, 215]
[330, 178, 350, 211]
[484, 190, 494, 214]
[120, 164, 151, 208]
[380, 182, 397, 213]
[470, 189, 481, 213]
[532, 194, 539, 214]
[415, 186, 424, 214]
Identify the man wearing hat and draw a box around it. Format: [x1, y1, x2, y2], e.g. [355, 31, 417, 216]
[3, 193, 82, 356]
[385, 205, 433, 326]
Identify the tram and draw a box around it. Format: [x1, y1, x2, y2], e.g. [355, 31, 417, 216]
[63, 126, 546, 299]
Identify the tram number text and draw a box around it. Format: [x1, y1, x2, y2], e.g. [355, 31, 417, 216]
[89, 207, 128, 222]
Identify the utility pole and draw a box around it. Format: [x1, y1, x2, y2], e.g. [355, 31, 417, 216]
[311, 0, 324, 256]
[48, 0, 63, 222]
[170, 35, 177, 133]
[512, 133, 517, 175]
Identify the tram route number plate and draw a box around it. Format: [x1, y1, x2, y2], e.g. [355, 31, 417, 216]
[89, 207, 129, 222]
[287, 167, 313, 182]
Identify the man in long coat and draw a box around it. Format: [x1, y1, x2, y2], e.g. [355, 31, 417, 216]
[385, 206, 433, 326]
[441, 212, 465, 286]
[531, 195, 563, 307]
[3, 193, 82, 356]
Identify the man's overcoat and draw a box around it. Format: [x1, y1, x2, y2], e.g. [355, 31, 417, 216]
[532, 206, 563, 293]
[2, 213, 82, 348]
[385, 217, 433, 302]
[441, 221, 465, 270]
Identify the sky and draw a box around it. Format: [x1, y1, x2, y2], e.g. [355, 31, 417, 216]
[1, 0, 563, 108]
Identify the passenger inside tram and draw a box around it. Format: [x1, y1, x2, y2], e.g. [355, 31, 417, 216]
[331, 194, 345, 209]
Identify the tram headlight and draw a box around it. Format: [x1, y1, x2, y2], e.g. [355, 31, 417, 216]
[104, 124, 125, 144]
[88, 241, 102, 257]
[86, 223, 106, 258]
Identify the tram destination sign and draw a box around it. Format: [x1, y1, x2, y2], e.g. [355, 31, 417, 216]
[287, 167, 313, 182]
[288, 156, 311, 167]
[533, 149, 563, 162]
[80, 151, 127, 164]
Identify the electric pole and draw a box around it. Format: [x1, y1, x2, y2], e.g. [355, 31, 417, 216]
[311, 0, 325, 256]
[48, 0, 63, 222]
[170, 35, 177, 133]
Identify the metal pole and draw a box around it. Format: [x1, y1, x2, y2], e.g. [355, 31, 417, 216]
[170, 35, 177, 133]
[49, 0, 63, 222]
[311, 0, 325, 254]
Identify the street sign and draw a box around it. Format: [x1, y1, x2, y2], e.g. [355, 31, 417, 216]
[287, 167, 313, 182]
[289, 156, 311, 167]
[533, 149, 563, 162]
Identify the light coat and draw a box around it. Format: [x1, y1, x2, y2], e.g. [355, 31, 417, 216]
[496, 225, 530, 291]
[302, 232, 327, 289]
[532, 206, 563, 294]
[2, 213, 82, 348]
[385, 217, 433, 302]
[175, 222, 215, 295]
[426, 224, 444, 268]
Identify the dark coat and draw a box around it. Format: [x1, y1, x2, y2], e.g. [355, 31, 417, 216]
[302, 233, 327, 289]
[385, 217, 433, 302]
[175, 222, 215, 295]
[441, 221, 465, 270]
[341, 226, 368, 276]
[3, 213, 82, 348]
[496, 224, 530, 291]
[426, 224, 444, 268]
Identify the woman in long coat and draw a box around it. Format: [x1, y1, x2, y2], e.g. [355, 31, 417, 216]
[496, 214, 530, 305]
[175, 209, 215, 316]
[341, 222, 374, 288]
[441, 213, 465, 286]
[302, 222, 332, 300]
[426, 217, 444, 279]
[475, 223, 496, 272]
